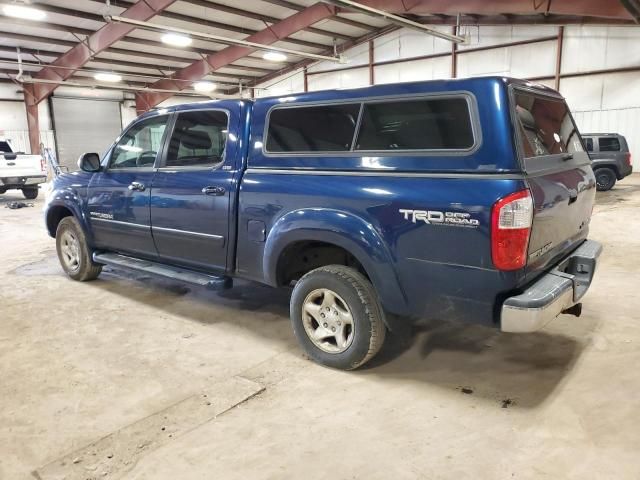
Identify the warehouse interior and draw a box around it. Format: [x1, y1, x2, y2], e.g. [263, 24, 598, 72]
[1, 1, 640, 479]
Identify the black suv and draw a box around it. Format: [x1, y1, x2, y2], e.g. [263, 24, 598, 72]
[582, 133, 633, 191]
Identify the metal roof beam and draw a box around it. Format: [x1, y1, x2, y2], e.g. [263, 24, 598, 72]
[180, 0, 354, 41]
[136, 2, 338, 111]
[260, 0, 377, 31]
[79, 0, 332, 50]
[0, 16, 278, 75]
[322, 0, 464, 42]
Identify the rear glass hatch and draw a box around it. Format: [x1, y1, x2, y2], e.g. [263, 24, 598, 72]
[510, 86, 596, 277]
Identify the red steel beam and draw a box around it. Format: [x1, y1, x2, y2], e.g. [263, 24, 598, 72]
[340, 0, 633, 20]
[135, 2, 337, 112]
[23, 84, 40, 155]
[26, 0, 178, 105]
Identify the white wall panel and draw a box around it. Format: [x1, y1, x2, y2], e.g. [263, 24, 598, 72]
[308, 42, 369, 73]
[0, 101, 28, 130]
[458, 25, 557, 50]
[373, 26, 451, 63]
[562, 26, 603, 73]
[508, 41, 557, 78]
[573, 108, 640, 158]
[457, 48, 509, 77]
[257, 70, 306, 97]
[374, 56, 451, 85]
[307, 67, 369, 91]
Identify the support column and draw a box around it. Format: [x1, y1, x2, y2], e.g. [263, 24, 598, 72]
[303, 67, 309, 92]
[451, 26, 458, 78]
[23, 84, 40, 156]
[555, 26, 564, 91]
[368, 40, 374, 85]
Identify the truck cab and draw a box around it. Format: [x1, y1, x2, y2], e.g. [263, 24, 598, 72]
[44, 77, 602, 370]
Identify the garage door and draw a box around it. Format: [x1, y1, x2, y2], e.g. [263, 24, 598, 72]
[51, 97, 123, 169]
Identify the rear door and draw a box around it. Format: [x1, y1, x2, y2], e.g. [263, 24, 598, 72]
[511, 87, 596, 274]
[87, 114, 169, 257]
[149, 107, 240, 273]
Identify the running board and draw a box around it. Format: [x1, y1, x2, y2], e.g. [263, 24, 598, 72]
[93, 252, 232, 291]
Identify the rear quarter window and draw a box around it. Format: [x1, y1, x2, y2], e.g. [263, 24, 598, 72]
[599, 137, 621, 152]
[265, 104, 360, 153]
[355, 97, 474, 151]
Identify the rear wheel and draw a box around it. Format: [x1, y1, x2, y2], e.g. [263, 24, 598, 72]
[55, 216, 102, 281]
[290, 265, 386, 370]
[595, 168, 616, 191]
[22, 187, 38, 199]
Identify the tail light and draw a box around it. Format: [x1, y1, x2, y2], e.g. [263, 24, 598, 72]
[491, 189, 533, 271]
[625, 152, 632, 167]
[40, 155, 46, 173]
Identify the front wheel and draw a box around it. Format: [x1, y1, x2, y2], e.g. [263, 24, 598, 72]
[22, 187, 38, 199]
[55, 216, 102, 281]
[595, 168, 616, 191]
[290, 265, 386, 370]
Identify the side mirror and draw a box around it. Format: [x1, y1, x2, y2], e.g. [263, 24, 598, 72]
[78, 152, 101, 172]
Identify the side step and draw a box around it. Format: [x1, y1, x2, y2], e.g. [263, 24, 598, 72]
[93, 252, 232, 291]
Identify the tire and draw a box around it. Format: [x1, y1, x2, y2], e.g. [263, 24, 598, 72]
[22, 187, 38, 199]
[595, 168, 616, 191]
[290, 265, 386, 370]
[55, 216, 102, 281]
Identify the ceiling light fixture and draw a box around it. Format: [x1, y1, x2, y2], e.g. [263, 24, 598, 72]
[193, 81, 216, 93]
[2, 4, 46, 20]
[161, 32, 192, 47]
[94, 72, 122, 82]
[262, 51, 287, 62]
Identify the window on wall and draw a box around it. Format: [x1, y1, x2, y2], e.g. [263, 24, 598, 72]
[584, 137, 594, 152]
[166, 110, 228, 167]
[266, 104, 360, 153]
[513, 91, 584, 158]
[599, 137, 621, 152]
[355, 98, 475, 151]
[110, 115, 168, 169]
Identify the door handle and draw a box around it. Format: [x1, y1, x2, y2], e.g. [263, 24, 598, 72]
[128, 181, 146, 192]
[202, 186, 225, 196]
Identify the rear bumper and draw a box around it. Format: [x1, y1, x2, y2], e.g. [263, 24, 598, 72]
[501, 240, 603, 333]
[0, 175, 46, 188]
[619, 162, 633, 179]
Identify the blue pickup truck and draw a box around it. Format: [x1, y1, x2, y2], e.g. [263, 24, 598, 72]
[45, 77, 602, 369]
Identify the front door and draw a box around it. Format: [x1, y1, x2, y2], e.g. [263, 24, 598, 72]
[150, 108, 238, 272]
[87, 114, 169, 257]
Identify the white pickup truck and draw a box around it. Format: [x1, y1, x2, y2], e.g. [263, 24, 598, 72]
[0, 140, 47, 199]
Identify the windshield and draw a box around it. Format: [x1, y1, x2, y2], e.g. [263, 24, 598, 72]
[513, 91, 584, 158]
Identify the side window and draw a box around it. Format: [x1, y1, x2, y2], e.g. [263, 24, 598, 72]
[266, 104, 360, 153]
[110, 115, 168, 169]
[165, 110, 228, 168]
[356, 97, 474, 151]
[584, 137, 594, 152]
[513, 92, 584, 158]
[599, 137, 621, 152]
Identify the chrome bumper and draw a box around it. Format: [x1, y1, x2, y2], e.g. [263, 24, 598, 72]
[0, 175, 46, 186]
[501, 240, 603, 333]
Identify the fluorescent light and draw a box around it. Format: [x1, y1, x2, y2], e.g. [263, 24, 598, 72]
[193, 81, 216, 93]
[161, 32, 192, 47]
[94, 72, 122, 82]
[262, 51, 287, 62]
[3, 4, 46, 20]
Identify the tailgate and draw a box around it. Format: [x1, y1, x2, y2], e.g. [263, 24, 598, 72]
[0, 153, 45, 178]
[511, 87, 596, 274]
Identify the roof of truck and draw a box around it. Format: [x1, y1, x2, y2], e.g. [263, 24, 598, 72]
[149, 76, 561, 116]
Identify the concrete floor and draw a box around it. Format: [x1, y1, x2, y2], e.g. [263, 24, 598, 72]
[1, 176, 639, 480]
